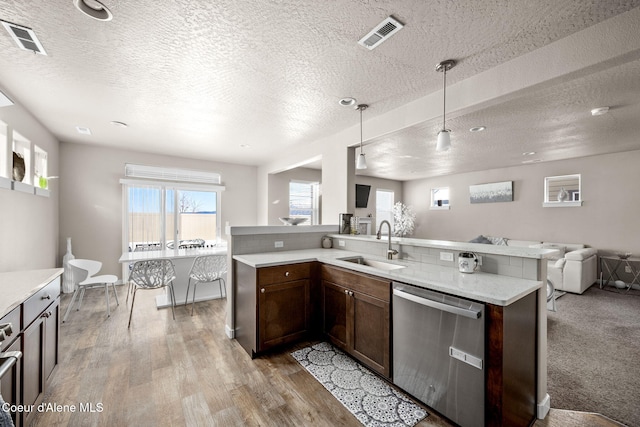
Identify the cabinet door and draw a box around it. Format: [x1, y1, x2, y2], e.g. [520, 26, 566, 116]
[350, 290, 390, 378]
[0, 337, 22, 427]
[43, 299, 59, 384]
[258, 279, 310, 351]
[22, 315, 45, 417]
[322, 280, 348, 350]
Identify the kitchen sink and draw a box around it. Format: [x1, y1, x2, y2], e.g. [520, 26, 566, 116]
[340, 256, 406, 271]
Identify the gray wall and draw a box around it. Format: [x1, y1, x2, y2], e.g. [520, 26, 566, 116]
[0, 101, 59, 272]
[403, 150, 640, 255]
[267, 167, 321, 225]
[59, 142, 258, 277]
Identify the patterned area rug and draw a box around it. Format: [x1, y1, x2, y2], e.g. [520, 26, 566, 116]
[291, 342, 428, 427]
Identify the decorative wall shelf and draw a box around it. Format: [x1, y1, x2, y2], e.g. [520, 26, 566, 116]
[542, 201, 583, 208]
[12, 180, 34, 194]
[34, 187, 50, 197]
[0, 176, 11, 190]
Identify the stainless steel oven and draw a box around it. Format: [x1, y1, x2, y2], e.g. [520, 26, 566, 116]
[392, 282, 485, 427]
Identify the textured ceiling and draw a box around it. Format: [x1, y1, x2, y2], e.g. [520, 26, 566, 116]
[0, 0, 639, 181]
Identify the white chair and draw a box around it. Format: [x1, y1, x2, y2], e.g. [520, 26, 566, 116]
[127, 259, 177, 328]
[185, 255, 226, 315]
[63, 259, 119, 322]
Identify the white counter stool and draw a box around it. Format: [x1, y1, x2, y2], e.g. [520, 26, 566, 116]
[185, 255, 226, 315]
[127, 259, 177, 328]
[63, 259, 119, 322]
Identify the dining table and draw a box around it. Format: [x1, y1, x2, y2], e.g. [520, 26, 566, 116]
[118, 245, 227, 309]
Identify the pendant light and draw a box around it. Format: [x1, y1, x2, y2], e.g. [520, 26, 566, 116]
[435, 59, 456, 151]
[355, 104, 368, 169]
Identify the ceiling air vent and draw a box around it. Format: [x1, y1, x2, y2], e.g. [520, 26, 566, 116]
[1, 20, 47, 55]
[358, 16, 404, 50]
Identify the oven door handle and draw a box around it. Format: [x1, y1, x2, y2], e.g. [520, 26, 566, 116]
[0, 351, 22, 379]
[393, 289, 482, 319]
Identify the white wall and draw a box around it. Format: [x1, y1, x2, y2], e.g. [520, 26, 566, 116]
[59, 142, 258, 276]
[403, 150, 640, 255]
[0, 100, 59, 272]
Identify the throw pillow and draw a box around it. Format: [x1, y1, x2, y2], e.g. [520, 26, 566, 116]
[541, 243, 566, 260]
[468, 235, 492, 244]
[490, 236, 508, 246]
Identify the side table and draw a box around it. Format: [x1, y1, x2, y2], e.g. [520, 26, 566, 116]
[600, 255, 640, 292]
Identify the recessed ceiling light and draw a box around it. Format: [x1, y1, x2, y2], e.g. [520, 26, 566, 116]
[110, 121, 128, 128]
[522, 151, 536, 156]
[591, 106, 609, 116]
[75, 126, 91, 135]
[338, 97, 357, 107]
[469, 126, 486, 132]
[73, 0, 113, 21]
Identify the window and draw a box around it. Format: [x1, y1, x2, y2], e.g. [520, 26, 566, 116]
[376, 189, 394, 231]
[121, 165, 224, 251]
[289, 180, 319, 225]
[431, 187, 450, 209]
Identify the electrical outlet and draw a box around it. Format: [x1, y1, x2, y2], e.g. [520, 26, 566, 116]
[625, 265, 632, 273]
[338, 240, 345, 247]
[274, 241, 284, 248]
[440, 251, 454, 262]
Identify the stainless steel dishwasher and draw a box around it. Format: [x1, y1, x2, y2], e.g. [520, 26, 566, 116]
[392, 282, 485, 427]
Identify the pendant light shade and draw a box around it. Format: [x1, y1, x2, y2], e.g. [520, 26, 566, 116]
[436, 130, 451, 151]
[435, 59, 455, 152]
[355, 104, 368, 170]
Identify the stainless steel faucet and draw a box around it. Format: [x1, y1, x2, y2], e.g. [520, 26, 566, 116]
[376, 220, 398, 260]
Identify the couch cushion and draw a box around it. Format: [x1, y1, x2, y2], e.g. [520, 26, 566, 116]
[544, 242, 585, 252]
[508, 239, 542, 248]
[489, 236, 508, 246]
[531, 243, 566, 260]
[547, 260, 564, 289]
[565, 247, 597, 261]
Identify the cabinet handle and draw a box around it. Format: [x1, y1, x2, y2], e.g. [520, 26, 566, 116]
[349, 291, 354, 296]
[42, 294, 51, 300]
[344, 289, 349, 295]
[285, 271, 290, 277]
[261, 288, 265, 293]
[41, 312, 51, 319]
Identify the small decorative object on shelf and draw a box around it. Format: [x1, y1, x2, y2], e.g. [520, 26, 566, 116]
[392, 202, 416, 237]
[617, 252, 632, 259]
[279, 217, 307, 226]
[557, 187, 569, 202]
[62, 237, 76, 293]
[12, 151, 25, 182]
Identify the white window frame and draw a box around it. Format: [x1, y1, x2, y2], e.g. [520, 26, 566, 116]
[288, 180, 320, 225]
[430, 187, 450, 210]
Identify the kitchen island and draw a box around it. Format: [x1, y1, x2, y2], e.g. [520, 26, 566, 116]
[227, 225, 556, 426]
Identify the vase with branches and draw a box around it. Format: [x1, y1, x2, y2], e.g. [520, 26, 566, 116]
[392, 202, 416, 237]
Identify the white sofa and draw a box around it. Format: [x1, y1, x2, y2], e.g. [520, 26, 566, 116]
[474, 236, 598, 294]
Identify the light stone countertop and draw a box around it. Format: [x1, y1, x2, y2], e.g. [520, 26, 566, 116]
[326, 234, 558, 259]
[0, 268, 64, 318]
[233, 249, 543, 306]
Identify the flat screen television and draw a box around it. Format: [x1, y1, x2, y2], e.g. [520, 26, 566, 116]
[355, 184, 371, 208]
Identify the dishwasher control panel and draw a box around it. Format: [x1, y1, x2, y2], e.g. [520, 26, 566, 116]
[449, 346, 483, 370]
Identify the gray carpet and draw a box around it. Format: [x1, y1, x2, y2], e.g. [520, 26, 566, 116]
[547, 285, 640, 427]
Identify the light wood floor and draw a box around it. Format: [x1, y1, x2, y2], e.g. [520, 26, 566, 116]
[30, 287, 623, 427]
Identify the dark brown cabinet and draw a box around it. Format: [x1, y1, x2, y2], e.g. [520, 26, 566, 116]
[321, 265, 391, 379]
[22, 297, 59, 425]
[235, 261, 315, 357]
[0, 272, 60, 427]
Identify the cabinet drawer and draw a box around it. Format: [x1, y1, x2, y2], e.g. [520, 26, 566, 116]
[0, 306, 21, 351]
[23, 276, 60, 328]
[321, 265, 390, 302]
[258, 262, 312, 286]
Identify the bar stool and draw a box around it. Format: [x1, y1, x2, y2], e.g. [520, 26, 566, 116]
[185, 255, 227, 315]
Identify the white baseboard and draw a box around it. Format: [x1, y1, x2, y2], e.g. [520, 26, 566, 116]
[537, 393, 551, 419]
[225, 324, 235, 339]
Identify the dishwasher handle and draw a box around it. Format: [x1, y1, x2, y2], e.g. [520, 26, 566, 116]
[393, 288, 482, 319]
